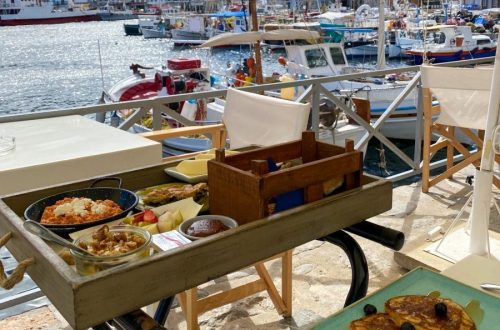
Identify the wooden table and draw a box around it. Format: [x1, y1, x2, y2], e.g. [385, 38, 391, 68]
[0, 162, 392, 329]
[0, 115, 161, 197]
[442, 255, 500, 298]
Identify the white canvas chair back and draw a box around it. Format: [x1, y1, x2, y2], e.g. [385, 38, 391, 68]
[420, 64, 497, 193]
[420, 65, 493, 130]
[222, 88, 311, 149]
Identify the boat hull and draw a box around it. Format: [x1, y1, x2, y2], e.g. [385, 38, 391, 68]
[405, 48, 496, 65]
[0, 14, 99, 26]
[124, 23, 142, 35]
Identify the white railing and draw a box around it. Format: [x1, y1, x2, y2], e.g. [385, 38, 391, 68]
[0, 56, 495, 184]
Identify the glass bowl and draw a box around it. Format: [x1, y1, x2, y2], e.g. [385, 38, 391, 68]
[71, 225, 152, 276]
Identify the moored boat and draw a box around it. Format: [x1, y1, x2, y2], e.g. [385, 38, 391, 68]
[171, 11, 249, 47]
[0, 0, 100, 26]
[404, 25, 497, 64]
[103, 60, 213, 155]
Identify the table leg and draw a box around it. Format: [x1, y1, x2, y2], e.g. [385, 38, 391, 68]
[154, 296, 175, 325]
[318, 230, 368, 307]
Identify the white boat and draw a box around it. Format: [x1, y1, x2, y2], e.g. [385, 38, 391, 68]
[0, 0, 99, 26]
[404, 25, 497, 64]
[171, 11, 248, 46]
[142, 24, 171, 39]
[103, 60, 213, 155]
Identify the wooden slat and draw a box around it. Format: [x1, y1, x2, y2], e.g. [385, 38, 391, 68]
[196, 279, 267, 314]
[254, 262, 287, 315]
[260, 152, 361, 199]
[139, 124, 225, 142]
[281, 250, 293, 317]
[222, 141, 303, 170]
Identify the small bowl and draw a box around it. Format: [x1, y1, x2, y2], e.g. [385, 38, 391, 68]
[71, 225, 151, 275]
[179, 215, 238, 241]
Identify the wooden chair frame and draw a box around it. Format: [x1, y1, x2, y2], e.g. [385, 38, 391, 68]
[141, 124, 293, 329]
[421, 87, 500, 192]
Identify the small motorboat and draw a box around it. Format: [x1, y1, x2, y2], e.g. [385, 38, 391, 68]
[104, 59, 214, 154]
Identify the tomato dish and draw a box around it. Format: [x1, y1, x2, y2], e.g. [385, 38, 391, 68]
[40, 197, 123, 225]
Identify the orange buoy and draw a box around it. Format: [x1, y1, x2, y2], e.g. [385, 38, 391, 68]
[278, 56, 287, 66]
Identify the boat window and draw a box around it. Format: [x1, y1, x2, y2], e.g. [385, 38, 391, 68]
[476, 38, 491, 45]
[434, 32, 446, 44]
[305, 49, 329, 68]
[330, 47, 346, 65]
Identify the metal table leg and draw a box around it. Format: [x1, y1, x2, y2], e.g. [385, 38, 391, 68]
[154, 296, 175, 325]
[319, 230, 369, 307]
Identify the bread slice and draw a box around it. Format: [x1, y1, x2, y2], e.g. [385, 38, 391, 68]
[349, 313, 399, 330]
[385, 295, 476, 330]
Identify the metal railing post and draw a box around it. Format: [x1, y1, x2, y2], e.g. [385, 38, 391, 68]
[413, 80, 424, 169]
[311, 84, 320, 138]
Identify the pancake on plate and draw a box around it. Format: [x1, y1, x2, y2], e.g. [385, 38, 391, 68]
[385, 295, 476, 330]
[349, 313, 399, 330]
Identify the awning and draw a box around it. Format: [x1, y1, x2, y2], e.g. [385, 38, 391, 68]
[197, 29, 321, 48]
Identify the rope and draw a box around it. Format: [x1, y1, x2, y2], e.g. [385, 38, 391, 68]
[0, 232, 35, 290]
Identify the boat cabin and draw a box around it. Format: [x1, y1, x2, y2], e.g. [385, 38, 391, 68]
[284, 42, 349, 78]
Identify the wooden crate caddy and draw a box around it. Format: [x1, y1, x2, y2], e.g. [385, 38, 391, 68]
[208, 131, 364, 224]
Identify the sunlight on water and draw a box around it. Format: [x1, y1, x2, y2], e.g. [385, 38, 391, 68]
[0, 21, 286, 115]
[0, 20, 409, 115]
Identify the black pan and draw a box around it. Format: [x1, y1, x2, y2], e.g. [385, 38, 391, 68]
[24, 177, 138, 236]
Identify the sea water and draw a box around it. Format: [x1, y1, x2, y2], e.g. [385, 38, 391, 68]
[0, 20, 411, 115]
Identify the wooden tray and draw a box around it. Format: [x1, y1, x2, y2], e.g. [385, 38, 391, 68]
[0, 161, 391, 330]
[312, 267, 500, 329]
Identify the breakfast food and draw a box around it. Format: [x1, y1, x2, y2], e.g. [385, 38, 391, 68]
[385, 295, 476, 330]
[143, 182, 208, 207]
[186, 219, 229, 237]
[349, 313, 399, 330]
[77, 225, 147, 257]
[40, 197, 123, 225]
[349, 295, 476, 330]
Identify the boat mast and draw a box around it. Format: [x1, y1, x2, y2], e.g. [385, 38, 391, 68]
[376, 0, 386, 70]
[249, 0, 263, 84]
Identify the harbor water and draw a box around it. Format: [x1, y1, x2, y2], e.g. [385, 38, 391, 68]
[0, 20, 412, 115]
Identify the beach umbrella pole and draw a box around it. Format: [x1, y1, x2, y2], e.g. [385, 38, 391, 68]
[468, 50, 500, 255]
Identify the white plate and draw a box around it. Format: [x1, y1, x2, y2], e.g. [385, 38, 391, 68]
[164, 166, 208, 184]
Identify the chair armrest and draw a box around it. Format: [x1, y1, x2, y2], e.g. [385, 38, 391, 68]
[139, 124, 227, 149]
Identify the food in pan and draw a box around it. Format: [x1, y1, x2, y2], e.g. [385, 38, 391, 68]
[40, 197, 123, 225]
[349, 295, 476, 330]
[142, 182, 208, 207]
[186, 219, 229, 237]
[76, 225, 147, 257]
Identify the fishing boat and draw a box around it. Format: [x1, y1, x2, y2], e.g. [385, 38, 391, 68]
[103, 60, 213, 155]
[404, 25, 497, 64]
[0, 0, 99, 26]
[171, 11, 249, 46]
[123, 15, 162, 36]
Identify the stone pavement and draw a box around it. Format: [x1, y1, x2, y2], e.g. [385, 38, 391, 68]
[1, 166, 498, 329]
